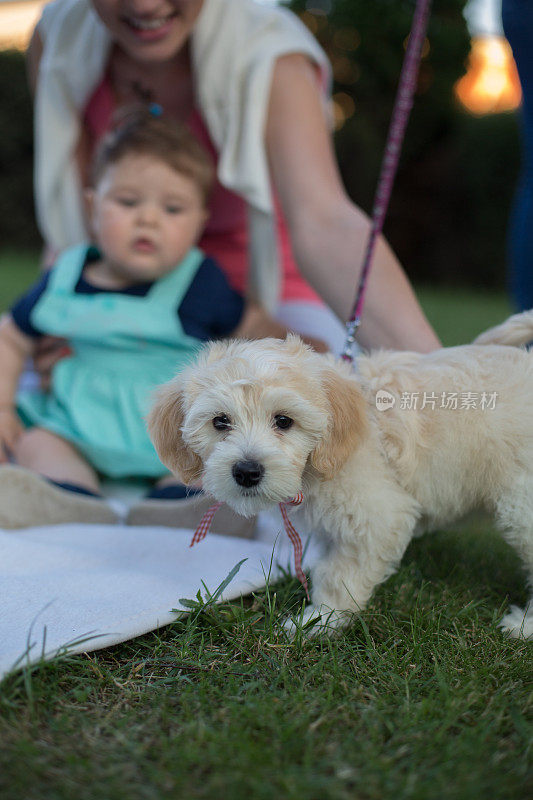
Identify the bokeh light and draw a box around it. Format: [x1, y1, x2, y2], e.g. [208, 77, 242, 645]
[331, 91, 355, 130]
[455, 36, 522, 115]
[0, 0, 46, 51]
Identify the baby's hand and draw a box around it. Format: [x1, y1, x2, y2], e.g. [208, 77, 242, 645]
[33, 336, 72, 392]
[0, 408, 23, 463]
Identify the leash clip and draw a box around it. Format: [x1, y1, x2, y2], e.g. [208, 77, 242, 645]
[341, 317, 361, 363]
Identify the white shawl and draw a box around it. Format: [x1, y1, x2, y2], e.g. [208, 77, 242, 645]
[35, 0, 331, 309]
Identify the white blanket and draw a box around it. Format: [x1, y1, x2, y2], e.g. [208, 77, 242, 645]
[0, 515, 319, 681]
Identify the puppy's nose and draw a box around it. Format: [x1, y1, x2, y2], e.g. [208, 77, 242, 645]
[232, 460, 265, 488]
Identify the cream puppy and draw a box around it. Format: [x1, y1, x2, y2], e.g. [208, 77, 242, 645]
[148, 312, 533, 637]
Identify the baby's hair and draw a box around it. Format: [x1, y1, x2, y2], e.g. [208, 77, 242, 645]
[91, 107, 214, 205]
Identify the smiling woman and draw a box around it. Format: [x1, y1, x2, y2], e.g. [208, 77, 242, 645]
[26, 0, 441, 355]
[0, 0, 447, 529]
[90, 0, 203, 63]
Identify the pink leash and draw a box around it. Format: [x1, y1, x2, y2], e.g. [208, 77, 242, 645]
[190, 493, 309, 600]
[341, 0, 432, 362]
[189, 1, 432, 600]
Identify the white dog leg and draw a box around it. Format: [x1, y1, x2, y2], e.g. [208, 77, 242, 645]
[286, 509, 417, 637]
[496, 477, 533, 639]
[498, 533, 533, 639]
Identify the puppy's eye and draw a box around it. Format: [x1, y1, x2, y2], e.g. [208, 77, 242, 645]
[213, 414, 231, 431]
[274, 414, 293, 430]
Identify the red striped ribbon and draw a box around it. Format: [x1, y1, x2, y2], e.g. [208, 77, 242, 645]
[189, 501, 223, 546]
[190, 492, 309, 599]
[279, 493, 309, 600]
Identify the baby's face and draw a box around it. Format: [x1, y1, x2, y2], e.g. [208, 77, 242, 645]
[89, 153, 207, 286]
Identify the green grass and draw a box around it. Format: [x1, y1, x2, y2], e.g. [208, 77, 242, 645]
[0, 249, 40, 313]
[416, 285, 513, 347]
[1, 533, 530, 800]
[0, 251, 531, 799]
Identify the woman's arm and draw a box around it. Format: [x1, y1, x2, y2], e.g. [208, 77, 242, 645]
[26, 27, 57, 269]
[266, 54, 441, 353]
[26, 24, 92, 267]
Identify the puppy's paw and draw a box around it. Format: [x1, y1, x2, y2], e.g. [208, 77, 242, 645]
[283, 604, 352, 639]
[500, 604, 533, 639]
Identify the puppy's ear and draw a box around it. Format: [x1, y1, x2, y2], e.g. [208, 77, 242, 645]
[147, 380, 204, 485]
[310, 368, 367, 480]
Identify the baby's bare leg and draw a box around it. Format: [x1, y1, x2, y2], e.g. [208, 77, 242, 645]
[14, 428, 100, 493]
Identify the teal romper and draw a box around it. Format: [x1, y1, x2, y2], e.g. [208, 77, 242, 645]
[17, 244, 206, 478]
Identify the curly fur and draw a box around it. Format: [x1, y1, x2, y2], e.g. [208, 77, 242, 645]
[148, 313, 533, 638]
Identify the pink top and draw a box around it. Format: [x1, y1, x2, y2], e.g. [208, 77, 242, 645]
[84, 77, 321, 304]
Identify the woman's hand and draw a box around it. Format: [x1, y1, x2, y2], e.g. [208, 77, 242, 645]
[33, 337, 72, 391]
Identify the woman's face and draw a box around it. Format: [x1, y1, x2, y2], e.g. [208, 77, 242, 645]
[91, 0, 204, 63]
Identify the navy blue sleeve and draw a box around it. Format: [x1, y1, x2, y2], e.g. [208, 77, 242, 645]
[178, 257, 245, 340]
[10, 271, 52, 338]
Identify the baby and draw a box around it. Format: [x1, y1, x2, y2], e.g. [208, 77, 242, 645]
[0, 110, 299, 528]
